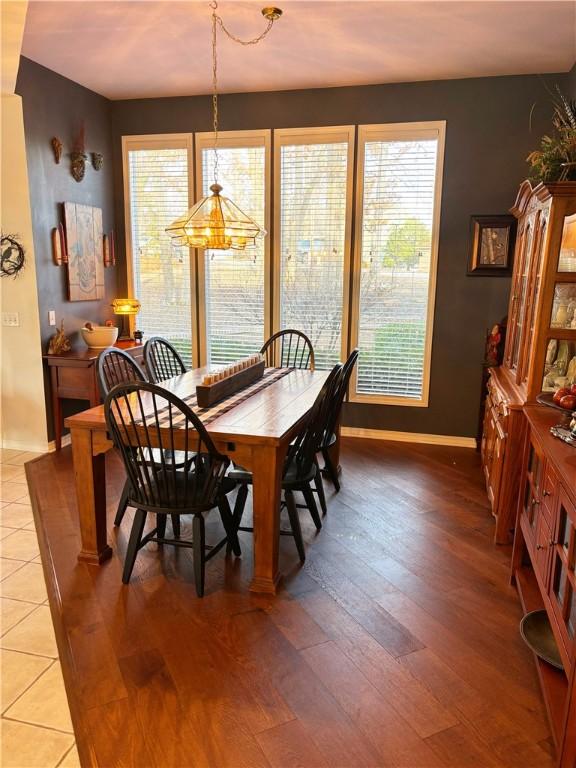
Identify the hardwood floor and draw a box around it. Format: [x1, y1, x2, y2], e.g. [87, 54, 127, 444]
[26, 438, 553, 768]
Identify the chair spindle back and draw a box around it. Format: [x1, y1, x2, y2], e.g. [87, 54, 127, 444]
[286, 364, 343, 477]
[144, 337, 187, 383]
[105, 382, 229, 513]
[260, 329, 315, 370]
[97, 347, 147, 398]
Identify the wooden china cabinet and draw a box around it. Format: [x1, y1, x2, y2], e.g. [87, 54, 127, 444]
[482, 180, 576, 544]
[511, 406, 576, 766]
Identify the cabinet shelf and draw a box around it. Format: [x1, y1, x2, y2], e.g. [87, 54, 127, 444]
[515, 565, 568, 749]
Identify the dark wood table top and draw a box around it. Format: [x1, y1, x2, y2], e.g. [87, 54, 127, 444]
[65, 367, 330, 447]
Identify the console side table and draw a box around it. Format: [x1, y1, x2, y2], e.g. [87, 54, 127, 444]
[43, 340, 144, 450]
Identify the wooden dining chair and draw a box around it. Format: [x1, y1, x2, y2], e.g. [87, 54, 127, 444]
[97, 347, 147, 398]
[229, 364, 343, 562]
[104, 381, 241, 596]
[97, 347, 148, 527]
[319, 348, 359, 494]
[260, 329, 315, 370]
[144, 336, 187, 383]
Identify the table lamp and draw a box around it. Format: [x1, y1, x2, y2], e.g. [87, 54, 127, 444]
[112, 298, 141, 340]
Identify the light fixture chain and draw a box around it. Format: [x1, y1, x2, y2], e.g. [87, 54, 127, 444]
[215, 14, 274, 46]
[211, 2, 219, 185]
[209, 0, 277, 185]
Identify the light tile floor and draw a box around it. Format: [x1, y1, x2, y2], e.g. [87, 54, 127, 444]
[1, 449, 80, 768]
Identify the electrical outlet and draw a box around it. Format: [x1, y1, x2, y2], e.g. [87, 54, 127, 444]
[2, 312, 20, 327]
[48, 310, 56, 326]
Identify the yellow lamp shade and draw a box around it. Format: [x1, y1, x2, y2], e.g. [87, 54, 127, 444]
[112, 298, 141, 316]
[165, 184, 265, 251]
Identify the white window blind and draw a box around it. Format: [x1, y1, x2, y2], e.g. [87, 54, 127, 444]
[127, 146, 192, 366]
[200, 143, 267, 366]
[354, 131, 442, 402]
[277, 136, 351, 369]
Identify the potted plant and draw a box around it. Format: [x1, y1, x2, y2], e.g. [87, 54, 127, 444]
[527, 87, 576, 183]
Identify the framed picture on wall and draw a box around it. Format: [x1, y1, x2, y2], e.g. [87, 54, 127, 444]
[63, 202, 104, 300]
[468, 215, 517, 276]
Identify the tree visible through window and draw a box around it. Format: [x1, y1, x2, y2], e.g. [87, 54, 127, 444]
[200, 143, 267, 365]
[277, 139, 351, 369]
[355, 134, 440, 401]
[124, 124, 443, 403]
[127, 145, 192, 366]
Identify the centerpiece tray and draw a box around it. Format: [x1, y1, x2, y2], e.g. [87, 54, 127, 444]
[196, 360, 265, 408]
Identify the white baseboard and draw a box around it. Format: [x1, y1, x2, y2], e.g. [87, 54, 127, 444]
[47, 434, 71, 452]
[341, 426, 477, 449]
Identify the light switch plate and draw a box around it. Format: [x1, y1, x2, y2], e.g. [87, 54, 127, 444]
[2, 312, 20, 327]
[48, 310, 56, 326]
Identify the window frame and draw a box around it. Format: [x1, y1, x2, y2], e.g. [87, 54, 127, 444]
[349, 121, 446, 407]
[194, 129, 272, 367]
[273, 125, 355, 368]
[122, 121, 445, 403]
[121, 133, 198, 363]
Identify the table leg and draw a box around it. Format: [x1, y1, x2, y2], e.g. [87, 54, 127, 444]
[50, 367, 62, 451]
[249, 443, 285, 594]
[71, 427, 112, 564]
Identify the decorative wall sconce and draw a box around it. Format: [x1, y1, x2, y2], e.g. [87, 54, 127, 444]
[51, 137, 63, 164]
[91, 152, 103, 171]
[103, 231, 116, 267]
[51, 224, 68, 266]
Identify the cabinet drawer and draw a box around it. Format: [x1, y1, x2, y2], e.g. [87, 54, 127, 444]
[56, 366, 94, 398]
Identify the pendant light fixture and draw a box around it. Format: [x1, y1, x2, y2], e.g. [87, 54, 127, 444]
[166, 2, 282, 251]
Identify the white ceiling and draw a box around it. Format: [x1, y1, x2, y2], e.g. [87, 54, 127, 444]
[21, 1, 576, 100]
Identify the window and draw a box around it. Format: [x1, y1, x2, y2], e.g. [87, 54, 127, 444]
[122, 122, 444, 406]
[274, 127, 354, 369]
[123, 136, 194, 366]
[351, 122, 445, 405]
[196, 131, 270, 366]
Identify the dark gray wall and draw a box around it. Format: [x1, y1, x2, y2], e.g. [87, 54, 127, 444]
[110, 72, 572, 437]
[16, 57, 118, 440]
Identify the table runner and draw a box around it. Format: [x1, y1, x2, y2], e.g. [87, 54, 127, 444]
[154, 367, 294, 428]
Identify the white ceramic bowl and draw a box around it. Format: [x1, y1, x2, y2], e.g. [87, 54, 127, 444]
[80, 325, 119, 349]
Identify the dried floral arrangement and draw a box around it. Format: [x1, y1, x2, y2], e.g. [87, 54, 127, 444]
[527, 86, 576, 183]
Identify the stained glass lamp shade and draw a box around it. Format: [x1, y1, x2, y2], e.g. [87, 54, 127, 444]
[165, 183, 265, 250]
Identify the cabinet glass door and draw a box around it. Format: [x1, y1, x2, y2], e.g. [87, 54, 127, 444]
[558, 213, 576, 272]
[550, 283, 576, 329]
[542, 337, 576, 392]
[549, 489, 576, 654]
[522, 441, 543, 544]
[511, 222, 534, 372]
[519, 213, 547, 384]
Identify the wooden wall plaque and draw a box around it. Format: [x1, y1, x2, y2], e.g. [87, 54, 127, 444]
[63, 202, 104, 301]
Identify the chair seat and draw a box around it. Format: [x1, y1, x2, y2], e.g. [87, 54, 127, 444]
[129, 470, 237, 514]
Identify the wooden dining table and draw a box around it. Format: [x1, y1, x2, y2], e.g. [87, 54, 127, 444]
[64, 366, 332, 594]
